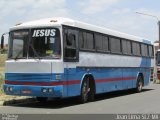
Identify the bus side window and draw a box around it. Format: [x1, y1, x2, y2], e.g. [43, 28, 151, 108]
[67, 33, 76, 48]
[64, 28, 79, 62]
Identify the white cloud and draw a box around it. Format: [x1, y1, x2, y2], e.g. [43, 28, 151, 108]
[90, 7, 160, 42]
[0, 0, 69, 37]
[79, 0, 120, 14]
[112, 8, 131, 15]
[0, 0, 67, 20]
[104, 12, 158, 41]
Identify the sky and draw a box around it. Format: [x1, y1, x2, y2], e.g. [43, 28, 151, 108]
[1, 0, 160, 43]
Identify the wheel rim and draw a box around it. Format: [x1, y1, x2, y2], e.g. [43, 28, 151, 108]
[138, 80, 143, 91]
[82, 81, 90, 102]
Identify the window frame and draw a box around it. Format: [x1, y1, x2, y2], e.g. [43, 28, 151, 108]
[78, 29, 96, 52]
[8, 29, 29, 59]
[63, 26, 79, 62]
[148, 45, 154, 57]
[121, 39, 132, 55]
[109, 36, 122, 54]
[28, 28, 61, 59]
[141, 43, 149, 57]
[132, 41, 141, 56]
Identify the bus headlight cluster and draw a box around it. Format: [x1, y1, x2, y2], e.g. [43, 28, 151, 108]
[41, 88, 53, 93]
[6, 86, 13, 92]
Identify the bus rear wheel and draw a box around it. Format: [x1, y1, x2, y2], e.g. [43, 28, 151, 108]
[36, 97, 48, 102]
[79, 76, 95, 103]
[136, 76, 143, 92]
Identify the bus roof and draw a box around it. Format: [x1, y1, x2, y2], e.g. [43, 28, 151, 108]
[10, 17, 152, 44]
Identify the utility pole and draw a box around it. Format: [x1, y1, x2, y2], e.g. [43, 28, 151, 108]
[158, 21, 160, 48]
[136, 12, 160, 48]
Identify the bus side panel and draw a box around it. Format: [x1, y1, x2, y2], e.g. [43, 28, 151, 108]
[94, 68, 123, 94]
[64, 57, 152, 98]
[65, 68, 83, 97]
[66, 67, 135, 97]
[122, 68, 134, 89]
[60, 73, 68, 97]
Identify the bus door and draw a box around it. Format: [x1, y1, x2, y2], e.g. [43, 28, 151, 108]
[63, 27, 79, 96]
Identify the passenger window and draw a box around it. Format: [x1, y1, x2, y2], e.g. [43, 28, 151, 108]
[95, 33, 103, 51]
[80, 31, 95, 51]
[110, 37, 121, 53]
[126, 41, 132, 54]
[103, 36, 109, 52]
[141, 44, 148, 57]
[87, 32, 94, 50]
[132, 42, 141, 56]
[83, 32, 88, 49]
[148, 45, 153, 57]
[122, 40, 127, 54]
[79, 31, 84, 49]
[122, 40, 132, 55]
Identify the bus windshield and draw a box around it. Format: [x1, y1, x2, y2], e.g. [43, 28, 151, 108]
[8, 28, 61, 59]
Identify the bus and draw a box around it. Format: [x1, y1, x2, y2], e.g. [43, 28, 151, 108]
[1, 17, 154, 103]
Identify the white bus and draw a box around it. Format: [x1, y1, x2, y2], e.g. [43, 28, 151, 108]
[1, 17, 154, 103]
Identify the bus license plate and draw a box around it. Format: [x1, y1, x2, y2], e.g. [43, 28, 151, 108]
[22, 90, 32, 94]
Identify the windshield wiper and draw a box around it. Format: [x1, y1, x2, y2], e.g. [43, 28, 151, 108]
[14, 44, 41, 60]
[29, 43, 41, 60]
[14, 50, 23, 60]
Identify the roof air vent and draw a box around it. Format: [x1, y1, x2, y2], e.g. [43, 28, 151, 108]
[50, 19, 58, 22]
[15, 23, 22, 26]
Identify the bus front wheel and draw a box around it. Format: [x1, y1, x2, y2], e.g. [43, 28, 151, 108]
[79, 76, 95, 103]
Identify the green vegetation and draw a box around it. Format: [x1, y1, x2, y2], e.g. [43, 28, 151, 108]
[0, 54, 6, 95]
[0, 75, 4, 95]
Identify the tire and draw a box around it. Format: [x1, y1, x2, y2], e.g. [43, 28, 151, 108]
[88, 81, 95, 102]
[36, 97, 48, 102]
[136, 76, 143, 92]
[79, 77, 95, 103]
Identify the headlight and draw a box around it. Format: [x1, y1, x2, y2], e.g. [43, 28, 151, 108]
[42, 88, 47, 93]
[48, 88, 53, 93]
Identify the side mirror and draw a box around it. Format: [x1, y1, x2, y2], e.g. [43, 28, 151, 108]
[1, 34, 4, 49]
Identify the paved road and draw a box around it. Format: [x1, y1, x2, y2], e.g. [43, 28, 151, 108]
[0, 82, 160, 114]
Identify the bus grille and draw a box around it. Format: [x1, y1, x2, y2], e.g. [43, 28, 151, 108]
[5, 73, 51, 81]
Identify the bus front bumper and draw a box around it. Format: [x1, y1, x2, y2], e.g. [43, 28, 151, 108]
[3, 84, 63, 97]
